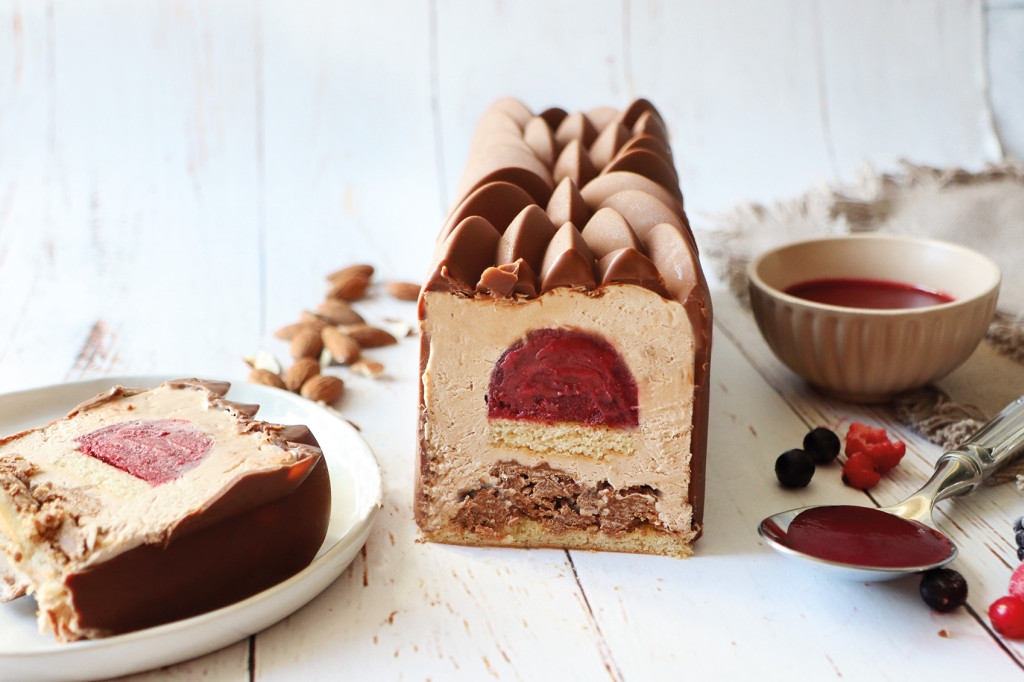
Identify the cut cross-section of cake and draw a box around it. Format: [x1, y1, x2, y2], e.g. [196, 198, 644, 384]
[0, 378, 331, 641]
[416, 98, 712, 558]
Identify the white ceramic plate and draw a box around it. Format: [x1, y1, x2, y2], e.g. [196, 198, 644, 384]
[0, 375, 382, 682]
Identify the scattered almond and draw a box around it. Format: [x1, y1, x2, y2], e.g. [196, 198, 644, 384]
[290, 328, 324, 360]
[386, 281, 421, 301]
[285, 357, 321, 392]
[326, 272, 371, 301]
[246, 349, 283, 374]
[274, 320, 325, 341]
[342, 323, 398, 348]
[301, 374, 345, 403]
[315, 299, 365, 326]
[326, 264, 374, 283]
[248, 368, 286, 390]
[322, 327, 361, 364]
[351, 360, 385, 378]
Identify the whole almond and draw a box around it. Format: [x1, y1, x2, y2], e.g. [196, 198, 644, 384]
[341, 324, 397, 348]
[274, 320, 325, 341]
[326, 264, 374, 283]
[248, 368, 286, 390]
[290, 328, 324, 360]
[386, 281, 421, 302]
[351, 360, 385, 378]
[285, 357, 321, 392]
[321, 327, 361, 364]
[300, 374, 345, 403]
[315, 299, 365, 326]
[326, 272, 370, 301]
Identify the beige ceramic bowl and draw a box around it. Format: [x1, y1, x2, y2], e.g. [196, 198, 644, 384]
[748, 233, 1001, 403]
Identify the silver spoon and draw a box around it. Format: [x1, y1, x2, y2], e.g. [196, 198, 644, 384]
[758, 395, 1024, 581]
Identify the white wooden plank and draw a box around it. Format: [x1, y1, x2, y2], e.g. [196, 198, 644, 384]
[817, 0, 1001, 176]
[986, 4, 1024, 159]
[628, 0, 838, 214]
[571, 288, 1024, 679]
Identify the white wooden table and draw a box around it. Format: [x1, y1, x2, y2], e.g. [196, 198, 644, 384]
[3, 2, 1024, 679]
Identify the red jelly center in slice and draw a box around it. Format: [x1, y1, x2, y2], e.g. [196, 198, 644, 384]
[486, 328, 639, 428]
[784, 505, 953, 568]
[75, 419, 214, 486]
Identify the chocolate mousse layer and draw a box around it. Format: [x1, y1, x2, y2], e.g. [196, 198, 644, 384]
[417, 98, 712, 558]
[0, 379, 331, 641]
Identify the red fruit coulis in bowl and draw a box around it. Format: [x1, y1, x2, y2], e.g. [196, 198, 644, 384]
[775, 505, 953, 569]
[785, 278, 955, 310]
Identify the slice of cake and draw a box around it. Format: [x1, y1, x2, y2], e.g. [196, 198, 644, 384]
[0, 378, 331, 641]
[416, 98, 712, 558]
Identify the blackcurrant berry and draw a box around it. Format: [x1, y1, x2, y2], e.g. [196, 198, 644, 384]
[775, 449, 815, 488]
[920, 568, 968, 612]
[1014, 516, 1023, 534]
[802, 427, 841, 464]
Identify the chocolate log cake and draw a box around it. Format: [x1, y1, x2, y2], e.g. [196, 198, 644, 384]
[0, 379, 330, 641]
[416, 98, 712, 558]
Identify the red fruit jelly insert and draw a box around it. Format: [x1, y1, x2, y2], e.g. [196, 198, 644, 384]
[783, 505, 953, 568]
[487, 328, 639, 428]
[785, 278, 954, 310]
[76, 419, 214, 485]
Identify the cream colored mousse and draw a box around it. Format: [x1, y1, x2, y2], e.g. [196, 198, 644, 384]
[0, 380, 320, 640]
[419, 285, 699, 556]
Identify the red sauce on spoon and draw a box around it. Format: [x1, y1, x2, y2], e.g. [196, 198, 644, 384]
[785, 278, 955, 309]
[783, 505, 953, 568]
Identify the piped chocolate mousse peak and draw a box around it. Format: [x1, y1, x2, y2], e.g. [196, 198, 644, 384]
[423, 98, 704, 310]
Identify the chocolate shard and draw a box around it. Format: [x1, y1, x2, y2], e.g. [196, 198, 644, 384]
[221, 401, 260, 419]
[554, 111, 598, 152]
[603, 148, 681, 203]
[585, 105, 620, 133]
[598, 189, 691, 243]
[539, 222, 597, 292]
[597, 247, 670, 298]
[523, 116, 556, 167]
[426, 216, 501, 293]
[538, 106, 568, 130]
[631, 109, 670, 144]
[553, 139, 598, 188]
[546, 176, 591, 229]
[581, 171, 684, 216]
[440, 181, 535, 242]
[496, 205, 557, 271]
[580, 207, 643, 259]
[468, 111, 523, 152]
[477, 259, 537, 298]
[617, 98, 665, 131]
[588, 122, 632, 171]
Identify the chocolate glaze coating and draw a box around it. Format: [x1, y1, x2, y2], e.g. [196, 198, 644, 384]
[67, 454, 330, 635]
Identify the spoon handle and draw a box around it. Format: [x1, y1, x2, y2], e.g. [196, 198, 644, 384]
[958, 394, 1024, 478]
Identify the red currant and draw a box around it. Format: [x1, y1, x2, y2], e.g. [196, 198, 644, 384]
[989, 596, 1024, 638]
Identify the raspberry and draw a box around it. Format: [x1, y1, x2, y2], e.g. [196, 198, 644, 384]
[1009, 563, 1024, 600]
[919, 568, 968, 612]
[990, 596, 1024, 638]
[803, 427, 841, 464]
[842, 452, 881, 490]
[775, 449, 815, 488]
[846, 421, 905, 472]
